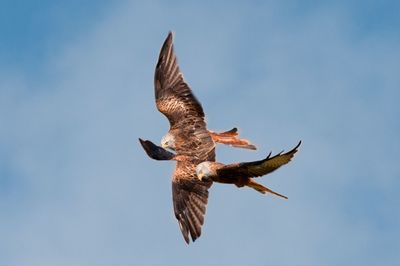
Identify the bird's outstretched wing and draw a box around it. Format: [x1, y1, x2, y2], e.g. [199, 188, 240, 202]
[154, 32, 215, 161]
[216, 141, 301, 178]
[173, 161, 212, 244]
[139, 138, 211, 244]
[154, 32, 204, 127]
[139, 138, 175, 160]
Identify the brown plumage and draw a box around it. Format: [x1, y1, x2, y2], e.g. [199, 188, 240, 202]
[172, 161, 212, 244]
[155, 32, 214, 160]
[196, 141, 302, 199]
[150, 32, 258, 244]
[139, 138, 301, 238]
[140, 32, 300, 244]
[156, 32, 255, 155]
[139, 138, 208, 243]
[152, 32, 220, 244]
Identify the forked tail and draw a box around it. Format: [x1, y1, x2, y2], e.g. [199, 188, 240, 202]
[208, 128, 256, 150]
[246, 179, 288, 199]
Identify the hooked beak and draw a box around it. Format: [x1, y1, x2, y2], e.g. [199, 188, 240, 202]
[161, 143, 168, 149]
[197, 172, 205, 181]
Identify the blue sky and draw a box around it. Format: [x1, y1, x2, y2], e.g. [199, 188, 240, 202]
[1, 1, 399, 265]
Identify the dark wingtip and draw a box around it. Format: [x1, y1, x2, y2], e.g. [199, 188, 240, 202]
[138, 138, 146, 146]
[157, 31, 175, 69]
[282, 140, 302, 155]
[138, 138, 152, 148]
[265, 140, 301, 159]
[139, 137, 174, 161]
[184, 236, 190, 245]
[230, 127, 238, 133]
[166, 31, 174, 44]
[292, 140, 302, 152]
[281, 140, 302, 157]
[138, 137, 150, 152]
[180, 222, 190, 245]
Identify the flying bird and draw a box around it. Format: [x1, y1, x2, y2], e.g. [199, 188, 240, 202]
[139, 138, 211, 244]
[147, 32, 257, 244]
[140, 32, 301, 244]
[140, 139, 300, 199]
[155, 32, 256, 154]
[196, 141, 302, 199]
[148, 31, 220, 244]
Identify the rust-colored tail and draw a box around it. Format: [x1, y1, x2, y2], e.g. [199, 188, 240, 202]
[246, 179, 288, 199]
[208, 128, 256, 150]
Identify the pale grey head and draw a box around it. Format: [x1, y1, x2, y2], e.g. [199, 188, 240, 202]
[196, 161, 215, 181]
[161, 132, 176, 151]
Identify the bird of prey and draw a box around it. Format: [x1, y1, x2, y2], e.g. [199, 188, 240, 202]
[139, 138, 212, 244]
[155, 32, 256, 153]
[140, 32, 300, 244]
[140, 139, 300, 199]
[146, 32, 257, 243]
[147, 31, 224, 244]
[196, 141, 302, 199]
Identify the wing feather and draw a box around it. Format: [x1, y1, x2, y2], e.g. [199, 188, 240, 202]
[217, 141, 301, 178]
[155, 32, 215, 161]
[138, 138, 176, 160]
[155, 32, 205, 126]
[172, 161, 212, 244]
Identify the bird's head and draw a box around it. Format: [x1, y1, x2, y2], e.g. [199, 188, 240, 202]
[161, 132, 176, 151]
[196, 162, 216, 181]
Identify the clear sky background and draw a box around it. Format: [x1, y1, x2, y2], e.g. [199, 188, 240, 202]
[1, 1, 399, 265]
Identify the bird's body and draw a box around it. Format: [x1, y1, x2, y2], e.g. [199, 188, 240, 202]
[150, 31, 217, 244]
[139, 32, 301, 244]
[196, 141, 302, 199]
[141, 139, 300, 200]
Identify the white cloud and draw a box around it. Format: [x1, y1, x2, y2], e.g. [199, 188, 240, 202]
[1, 1, 399, 265]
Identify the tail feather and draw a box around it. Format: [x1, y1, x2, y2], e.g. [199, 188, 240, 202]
[208, 128, 256, 150]
[246, 179, 288, 199]
[214, 127, 238, 137]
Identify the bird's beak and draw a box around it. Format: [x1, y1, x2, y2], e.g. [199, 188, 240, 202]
[161, 143, 168, 149]
[197, 173, 205, 181]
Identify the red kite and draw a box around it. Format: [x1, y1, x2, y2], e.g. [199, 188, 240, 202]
[140, 32, 301, 244]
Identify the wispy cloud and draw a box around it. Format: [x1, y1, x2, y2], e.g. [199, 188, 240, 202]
[1, 1, 399, 265]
